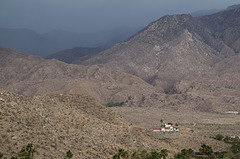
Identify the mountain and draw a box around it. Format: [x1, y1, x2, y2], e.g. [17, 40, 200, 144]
[191, 9, 222, 17]
[191, 3, 240, 17]
[0, 90, 170, 158]
[70, 7, 240, 114]
[199, 7, 240, 54]
[78, 7, 240, 92]
[0, 46, 160, 105]
[0, 27, 141, 57]
[1, 7, 240, 113]
[0, 28, 49, 56]
[226, 4, 240, 10]
[45, 46, 106, 63]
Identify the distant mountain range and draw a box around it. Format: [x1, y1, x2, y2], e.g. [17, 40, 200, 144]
[0, 5, 240, 113]
[191, 4, 240, 17]
[45, 46, 106, 63]
[1, 4, 240, 159]
[191, 9, 223, 17]
[0, 27, 141, 57]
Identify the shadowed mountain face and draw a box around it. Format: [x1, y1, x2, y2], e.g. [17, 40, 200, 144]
[45, 47, 106, 64]
[78, 8, 240, 92]
[226, 4, 240, 10]
[199, 8, 240, 54]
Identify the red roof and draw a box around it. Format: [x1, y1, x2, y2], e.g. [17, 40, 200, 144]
[153, 127, 164, 130]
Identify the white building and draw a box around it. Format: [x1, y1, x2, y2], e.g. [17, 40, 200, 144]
[153, 123, 179, 132]
[225, 111, 238, 115]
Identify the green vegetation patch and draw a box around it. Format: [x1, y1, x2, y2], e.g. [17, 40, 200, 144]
[103, 102, 124, 107]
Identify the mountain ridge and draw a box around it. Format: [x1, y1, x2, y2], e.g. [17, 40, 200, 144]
[78, 8, 240, 92]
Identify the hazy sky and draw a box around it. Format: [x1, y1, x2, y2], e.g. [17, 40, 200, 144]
[0, 0, 239, 33]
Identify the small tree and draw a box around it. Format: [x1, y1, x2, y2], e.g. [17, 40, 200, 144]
[224, 136, 231, 142]
[215, 134, 224, 141]
[187, 148, 193, 158]
[231, 141, 240, 154]
[160, 120, 163, 126]
[199, 144, 214, 159]
[64, 150, 73, 159]
[150, 151, 162, 159]
[180, 149, 187, 158]
[160, 149, 168, 159]
[19, 143, 36, 159]
[174, 148, 193, 159]
[113, 149, 129, 159]
[139, 150, 151, 159]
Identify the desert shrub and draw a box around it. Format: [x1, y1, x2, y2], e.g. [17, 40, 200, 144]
[231, 140, 240, 154]
[215, 134, 224, 141]
[19, 143, 36, 159]
[64, 150, 73, 159]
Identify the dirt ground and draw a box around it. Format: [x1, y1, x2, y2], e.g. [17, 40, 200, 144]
[111, 107, 240, 153]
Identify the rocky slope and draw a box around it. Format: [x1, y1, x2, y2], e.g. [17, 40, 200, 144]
[78, 8, 240, 93]
[0, 47, 160, 105]
[0, 90, 170, 158]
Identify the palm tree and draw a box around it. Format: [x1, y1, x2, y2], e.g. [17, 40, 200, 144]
[113, 149, 129, 159]
[121, 151, 129, 159]
[199, 144, 213, 159]
[140, 150, 151, 159]
[160, 119, 163, 126]
[187, 148, 193, 158]
[150, 151, 162, 159]
[174, 153, 183, 159]
[160, 149, 168, 159]
[26, 143, 36, 158]
[181, 149, 187, 158]
[113, 154, 120, 159]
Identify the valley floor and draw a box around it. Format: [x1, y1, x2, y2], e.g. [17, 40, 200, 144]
[111, 107, 240, 154]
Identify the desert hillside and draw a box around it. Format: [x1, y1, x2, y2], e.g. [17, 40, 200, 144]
[0, 90, 172, 158]
[0, 46, 160, 105]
